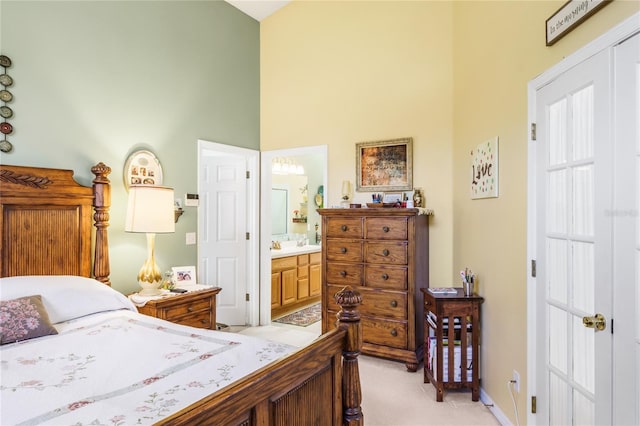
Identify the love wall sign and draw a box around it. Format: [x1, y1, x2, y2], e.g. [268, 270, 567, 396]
[470, 137, 499, 199]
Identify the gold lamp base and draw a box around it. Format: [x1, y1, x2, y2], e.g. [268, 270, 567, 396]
[137, 233, 163, 296]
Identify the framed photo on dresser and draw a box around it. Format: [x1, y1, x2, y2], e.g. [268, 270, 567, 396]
[172, 265, 196, 284]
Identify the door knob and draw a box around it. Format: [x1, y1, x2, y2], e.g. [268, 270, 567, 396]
[582, 313, 606, 331]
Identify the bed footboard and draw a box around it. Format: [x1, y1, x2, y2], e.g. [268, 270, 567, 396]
[161, 287, 363, 426]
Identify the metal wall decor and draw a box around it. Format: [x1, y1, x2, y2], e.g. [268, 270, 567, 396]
[0, 54, 13, 153]
[123, 149, 164, 191]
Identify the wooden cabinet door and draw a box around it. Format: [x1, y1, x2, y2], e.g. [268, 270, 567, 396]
[298, 265, 310, 299]
[309, 263, 321, 296]
[271, 272, 281, 308]
[281, 269, 297, 305]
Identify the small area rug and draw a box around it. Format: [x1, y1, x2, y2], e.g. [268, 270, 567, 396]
[274, 303, 321, 327]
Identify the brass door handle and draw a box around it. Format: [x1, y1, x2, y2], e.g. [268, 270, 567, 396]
[582, 313, 606, 331]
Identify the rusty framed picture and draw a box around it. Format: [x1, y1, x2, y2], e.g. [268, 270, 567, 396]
[356, 137, 413, 192]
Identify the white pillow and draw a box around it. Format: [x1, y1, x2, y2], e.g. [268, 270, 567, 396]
[0, 275, 136, 324]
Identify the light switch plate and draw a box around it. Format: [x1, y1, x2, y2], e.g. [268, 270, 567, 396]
[185, 232, 196, 245]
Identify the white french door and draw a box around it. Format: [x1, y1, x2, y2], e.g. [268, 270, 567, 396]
[530, 22, 639, 425]
[535, 47, 613, 425]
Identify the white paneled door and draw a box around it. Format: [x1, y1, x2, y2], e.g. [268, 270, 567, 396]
[198, 143, 258, 326]
[533, 30, 639, 425]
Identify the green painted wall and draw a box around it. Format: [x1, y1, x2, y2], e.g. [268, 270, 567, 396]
[0, 1, 260, 293]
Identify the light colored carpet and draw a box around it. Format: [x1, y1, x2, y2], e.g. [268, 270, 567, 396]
[237, 322, 500, 425]
[359, 355, 500, 426]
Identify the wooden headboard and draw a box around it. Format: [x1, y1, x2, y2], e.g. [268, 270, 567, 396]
[0, 163, 112, 285]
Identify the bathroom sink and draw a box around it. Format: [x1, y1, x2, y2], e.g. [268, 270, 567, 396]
[271, 242, 320, 258]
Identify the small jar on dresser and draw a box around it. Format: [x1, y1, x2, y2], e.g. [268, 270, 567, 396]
[135, 287, 222, 330]
[318, 207, 430, 372]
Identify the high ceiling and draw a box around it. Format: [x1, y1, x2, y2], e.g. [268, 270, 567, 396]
[224, 0, 291, 21]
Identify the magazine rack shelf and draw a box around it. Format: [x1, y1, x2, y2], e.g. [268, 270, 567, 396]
[421, 288, 484, 401]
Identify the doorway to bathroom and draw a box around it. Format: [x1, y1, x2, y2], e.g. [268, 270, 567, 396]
[259, 145, 328, 326]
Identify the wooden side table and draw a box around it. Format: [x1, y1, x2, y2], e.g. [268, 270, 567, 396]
[421, 288, 484, 401]
[136, 287, 221, 330]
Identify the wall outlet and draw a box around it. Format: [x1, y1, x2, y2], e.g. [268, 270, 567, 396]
[512, 370, 520, 393]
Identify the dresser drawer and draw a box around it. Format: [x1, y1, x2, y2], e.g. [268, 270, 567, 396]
[171, 311, 212, 329]
[364, 241, 408, 265]
[324, 309, 407, 350]
[365, 217, 408, 240]
[326, 240, 363, 262]
[365, 265, 407, 290]
[326, 263, 363, 285]
[359, 288, 407, 320]
[327, 285, 406, 320]
[325, 217, 363, 238]
[362, 317, 408, 349]
[163, 298, 212, 320]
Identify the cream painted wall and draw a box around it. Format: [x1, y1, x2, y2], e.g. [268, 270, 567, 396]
[261, 0, 455, 286]
[453, 1, 638, 422]
[261, 0, 639, 424]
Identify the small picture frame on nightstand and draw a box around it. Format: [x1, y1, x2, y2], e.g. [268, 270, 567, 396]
[172, 265, 196, 284]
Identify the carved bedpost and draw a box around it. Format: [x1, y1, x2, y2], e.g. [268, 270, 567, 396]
[335, 286, 364, 426]
[91, 163, 111, 286]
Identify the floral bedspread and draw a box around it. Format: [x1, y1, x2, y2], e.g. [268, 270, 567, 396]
[0, 310, 295, 425]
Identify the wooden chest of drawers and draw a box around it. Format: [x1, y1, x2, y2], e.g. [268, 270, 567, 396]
[318, 208, 430, 371]
[136, 287, 221, 329]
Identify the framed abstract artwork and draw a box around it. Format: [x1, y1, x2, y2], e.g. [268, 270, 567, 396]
[356, 137, 413, 192]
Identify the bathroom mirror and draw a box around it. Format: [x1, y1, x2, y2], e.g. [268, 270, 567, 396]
[271, 186, 288, 236]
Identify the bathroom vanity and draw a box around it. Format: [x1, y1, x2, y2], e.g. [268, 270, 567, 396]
[271, 243, 322, 319]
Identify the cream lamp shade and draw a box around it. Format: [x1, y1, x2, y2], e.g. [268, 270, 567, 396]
[125, 185, 175, 295]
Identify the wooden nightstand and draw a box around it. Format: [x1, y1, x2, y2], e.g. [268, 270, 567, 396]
[136, 287, 222, 329]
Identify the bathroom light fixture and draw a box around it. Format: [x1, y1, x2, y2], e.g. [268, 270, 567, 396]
[272, 157, 304, 175]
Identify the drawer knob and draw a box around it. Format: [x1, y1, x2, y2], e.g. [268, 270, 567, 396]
[188, 306, 194, 312]
[341, 225, 348, 232]
[382, 249, 390, 256]
[390, 300, 397, 308]
[390, 329, 398, 337]
[340, 270, 347, 277]
[382, 226, 390, 232]
[340, 247, 347, 254]
[381, 273, 389, 280]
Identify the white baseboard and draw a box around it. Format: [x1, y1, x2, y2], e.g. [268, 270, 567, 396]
[480, 387, 512, 426]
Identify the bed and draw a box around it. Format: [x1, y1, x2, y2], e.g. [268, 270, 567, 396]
[0, 163, 364, 425]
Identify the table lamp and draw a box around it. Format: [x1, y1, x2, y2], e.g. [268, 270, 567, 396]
[125, 185, 175, 295]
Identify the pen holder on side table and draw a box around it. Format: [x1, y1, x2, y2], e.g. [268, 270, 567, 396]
[463, 280, 473, 296]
